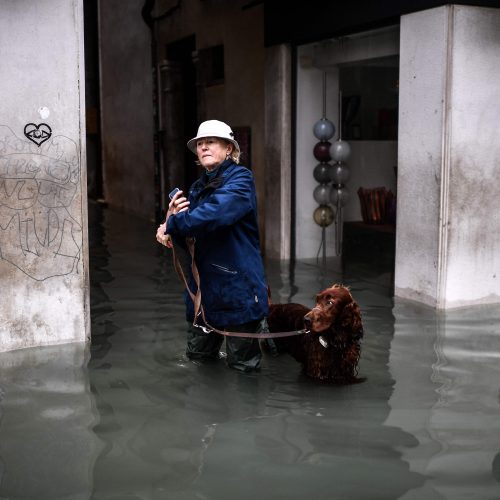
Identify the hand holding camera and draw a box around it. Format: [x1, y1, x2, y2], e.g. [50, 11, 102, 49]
[156, 187, 190, 248]
[168, 187, 190, 216]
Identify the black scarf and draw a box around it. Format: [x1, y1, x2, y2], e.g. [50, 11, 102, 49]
[199, 158, 233, 191]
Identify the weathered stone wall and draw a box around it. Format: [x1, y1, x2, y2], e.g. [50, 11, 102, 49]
[395, 5, 500, 308]
[0, 0, 89, 351]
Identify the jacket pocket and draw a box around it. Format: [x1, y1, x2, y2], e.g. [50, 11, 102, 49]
[203, 263, 253, 313]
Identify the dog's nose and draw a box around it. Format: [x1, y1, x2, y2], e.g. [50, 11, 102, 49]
[303, 316, 312, 327]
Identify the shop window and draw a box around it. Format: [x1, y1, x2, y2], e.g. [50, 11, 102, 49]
[339, 55, 399, 140]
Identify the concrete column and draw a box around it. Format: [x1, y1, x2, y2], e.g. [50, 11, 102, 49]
[0, 0, 89, 352]
[264, 44, 292, 260]
[395, 5, 500, 309]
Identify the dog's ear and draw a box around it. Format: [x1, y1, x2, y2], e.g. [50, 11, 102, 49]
[340, 301, 364, 339]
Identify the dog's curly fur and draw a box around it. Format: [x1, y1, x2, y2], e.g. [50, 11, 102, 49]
[266, 284, 364, 383]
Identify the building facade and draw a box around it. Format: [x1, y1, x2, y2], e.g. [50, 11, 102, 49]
[1, 0, 500, 352]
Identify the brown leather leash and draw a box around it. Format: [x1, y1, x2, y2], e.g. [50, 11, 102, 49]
[171, 239, 308, 339]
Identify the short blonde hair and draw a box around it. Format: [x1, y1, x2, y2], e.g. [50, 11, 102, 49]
[225, 140, 240, 164]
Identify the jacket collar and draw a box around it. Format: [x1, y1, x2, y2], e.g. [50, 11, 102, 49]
[198, 158, 234, 190]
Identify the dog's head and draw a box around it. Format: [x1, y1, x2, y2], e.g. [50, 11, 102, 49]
[303, 284, 363, 340]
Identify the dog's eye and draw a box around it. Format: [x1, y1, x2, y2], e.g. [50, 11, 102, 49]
[326, 300, 335, 306]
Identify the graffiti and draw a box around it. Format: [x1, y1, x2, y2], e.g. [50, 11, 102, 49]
[24, 123, 52, 146]
[0, 125, 82, 281]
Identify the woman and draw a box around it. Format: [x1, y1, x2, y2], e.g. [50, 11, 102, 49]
[156, 120, 268, 372]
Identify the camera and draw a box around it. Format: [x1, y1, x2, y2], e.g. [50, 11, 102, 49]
[168, 187, 181, 200]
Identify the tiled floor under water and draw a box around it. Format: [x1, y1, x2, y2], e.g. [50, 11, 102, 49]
[1, 203, 500, 499]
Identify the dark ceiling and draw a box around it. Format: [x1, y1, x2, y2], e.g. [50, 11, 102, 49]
[264, 0, 500, 46]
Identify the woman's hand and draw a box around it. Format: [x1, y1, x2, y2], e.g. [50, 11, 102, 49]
[156, 222, 172, 248]
[156, 190, 190, 248]
[168, 190, 190, 217]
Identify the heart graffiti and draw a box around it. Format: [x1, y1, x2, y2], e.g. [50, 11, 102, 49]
[24, 122, 52, 146]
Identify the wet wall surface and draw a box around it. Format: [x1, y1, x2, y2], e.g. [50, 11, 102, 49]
[1, 202, 500, 499]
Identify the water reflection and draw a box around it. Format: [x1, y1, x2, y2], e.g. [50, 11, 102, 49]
[1, 204, 499, 499]
[89, 330, 424, 500]
[388, 301, 500, 499]
[0, 343, 101, 500]
[83, 206, 423, 499]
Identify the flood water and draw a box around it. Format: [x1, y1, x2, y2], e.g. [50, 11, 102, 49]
[1, 202, 500, 499]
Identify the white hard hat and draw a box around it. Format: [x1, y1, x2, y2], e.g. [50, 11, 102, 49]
[186, 119, 240, 155]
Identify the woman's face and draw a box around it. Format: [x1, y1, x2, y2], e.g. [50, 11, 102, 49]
[196, 137, 232, 170]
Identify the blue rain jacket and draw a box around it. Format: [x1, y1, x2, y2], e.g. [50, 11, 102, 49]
[166, 159, 269, 327]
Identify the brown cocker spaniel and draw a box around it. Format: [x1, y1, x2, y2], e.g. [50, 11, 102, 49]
[266, 284, 364, 383]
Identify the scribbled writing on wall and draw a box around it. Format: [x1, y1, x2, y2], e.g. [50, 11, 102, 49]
[0, 125, 82, 281]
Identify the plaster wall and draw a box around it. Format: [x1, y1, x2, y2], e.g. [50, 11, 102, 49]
[395, 5, 500, 308]
[99, 0, 155, 220]
[0, 0, 89, 352]
[346, 141, 397, 220]
[312, 26, 399, 67]
[395, 6, 449, 306]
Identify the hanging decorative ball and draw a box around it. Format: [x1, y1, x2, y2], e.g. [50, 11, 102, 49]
[313, 118, 336, 141]
[329, 162, 350, 185]
[313, 205, 335, 227]
[313, 163, 332, 183]
[313, 141, 332, 162]
[330, 140, 351, 162]
[313, 184, 331, 205]
[330, 185, 350, 206]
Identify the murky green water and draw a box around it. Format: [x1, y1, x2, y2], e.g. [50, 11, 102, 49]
[1, 203, 500, 499]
